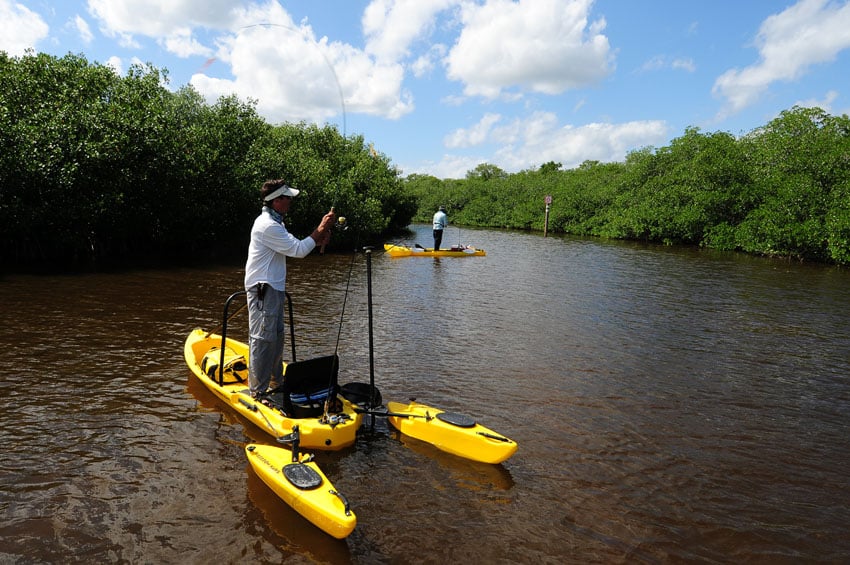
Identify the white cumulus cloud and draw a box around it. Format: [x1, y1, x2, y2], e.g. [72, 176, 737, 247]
[87, 0, 236, 37]
[87, 0, 235, 57]
[444, 113, 502, 148]
[712, 0, 850, 117]
[191, 2, 413, 125]
[446, 0, 613, 99]
[362, 0, 458, 62]
[0, 0, 49, 56]
[492, 114, 669, 171]
[428, 111, 670, 178]
[72, 15, 94, 44]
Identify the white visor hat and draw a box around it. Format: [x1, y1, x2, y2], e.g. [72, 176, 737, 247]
[264, 184, 300, 201]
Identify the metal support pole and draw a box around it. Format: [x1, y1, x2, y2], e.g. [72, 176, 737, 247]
[365, 247, 376, 408]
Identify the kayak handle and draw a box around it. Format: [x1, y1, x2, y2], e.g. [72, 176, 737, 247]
[238, 397, 258, 411]
[238, 396, 280, 437]
[477, 431, 511, 443]
[330, 489, 352, 516]
[354, 408, 431, 420]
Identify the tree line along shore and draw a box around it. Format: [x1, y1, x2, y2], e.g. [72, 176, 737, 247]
[3, 52, 849, 271]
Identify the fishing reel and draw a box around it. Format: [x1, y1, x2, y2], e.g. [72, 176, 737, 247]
[334, 216, 348, 232]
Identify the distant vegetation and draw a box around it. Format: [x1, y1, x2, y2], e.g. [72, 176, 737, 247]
[2, 52, 849, 270]
[407, 107, 850, 265]
[0, 52, 414, 271]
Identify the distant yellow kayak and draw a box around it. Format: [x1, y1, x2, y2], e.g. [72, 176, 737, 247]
[385, 400, 517, 464]
[384, 243, 486, 257]
[246, 443, 356, 539]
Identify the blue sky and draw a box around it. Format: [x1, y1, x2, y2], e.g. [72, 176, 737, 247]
[4, 0, 850, 178]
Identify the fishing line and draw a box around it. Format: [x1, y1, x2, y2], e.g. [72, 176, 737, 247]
[238, 22, 356, 258]
[235, 22, 372, 419]
[239, 22, 347, 140]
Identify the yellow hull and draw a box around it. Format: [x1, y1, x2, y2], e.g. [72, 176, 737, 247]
[246, 444, 356, 539]
[386, 400, 517, 464]
[183, 328, 362, 450]
[383, 243, 486, 257]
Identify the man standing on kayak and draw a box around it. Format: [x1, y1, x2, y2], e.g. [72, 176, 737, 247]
[432, 205, 448, 251]
[244, 179, 336, 404]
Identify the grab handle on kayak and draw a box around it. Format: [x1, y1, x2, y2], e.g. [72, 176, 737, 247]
[238, 396, 281, 438]
[354, 407, 433, 421]
[330, 489, 352, 516]
[211, 290, 297, 381]
[477, 431, 512, 443]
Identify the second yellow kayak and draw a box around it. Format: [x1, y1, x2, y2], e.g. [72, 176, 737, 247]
[245, 443, 356, 539]
[386, 400, 517, 464]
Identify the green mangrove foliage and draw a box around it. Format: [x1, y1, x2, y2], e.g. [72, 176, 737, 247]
[405, 107, 850, 264]
[0, 52, 413, 270]
[4, 51, 848, 268]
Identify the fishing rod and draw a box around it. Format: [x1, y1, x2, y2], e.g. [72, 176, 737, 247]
[236, 22, 382, 416]
[235, 21, 354, 416]
[239, 22, 347, 137]
[319, 222, 374, 423]
[205, 300, 247, 339]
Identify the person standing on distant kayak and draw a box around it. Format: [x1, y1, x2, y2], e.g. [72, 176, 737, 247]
[244, 179, 335, 404]
[432, 205, 448, 251]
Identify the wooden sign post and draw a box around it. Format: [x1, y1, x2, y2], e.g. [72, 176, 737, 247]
[544, 195, 552, 237]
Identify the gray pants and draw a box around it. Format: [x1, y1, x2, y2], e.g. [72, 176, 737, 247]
[247, 284, 285, 397]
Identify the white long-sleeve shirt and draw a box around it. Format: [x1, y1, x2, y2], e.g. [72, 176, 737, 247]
[244, 207, 316, 291]
[433, 210, 448, 230]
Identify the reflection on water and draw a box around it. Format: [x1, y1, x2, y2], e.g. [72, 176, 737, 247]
[2, 225, 850, 563]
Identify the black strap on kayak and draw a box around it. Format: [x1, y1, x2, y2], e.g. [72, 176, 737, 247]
[477, 431, 512, 443]
[283, 463, 323, 490]
[436, 412, 476, 428]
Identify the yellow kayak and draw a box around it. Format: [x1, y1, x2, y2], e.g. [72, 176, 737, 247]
[183, 328, 362, 451]
[245, 443, 356, 539]
[385, 400, 517, 464]
[384, 243, 486, 257]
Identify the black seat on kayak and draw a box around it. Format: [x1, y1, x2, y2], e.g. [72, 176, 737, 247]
[280, 355, 339, 417]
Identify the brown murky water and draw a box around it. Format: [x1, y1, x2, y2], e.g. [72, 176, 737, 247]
[2, 225, 849, 563]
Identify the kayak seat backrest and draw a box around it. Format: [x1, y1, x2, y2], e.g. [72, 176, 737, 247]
[201, 347, 247, 384]
[282, 354, 339, 417]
